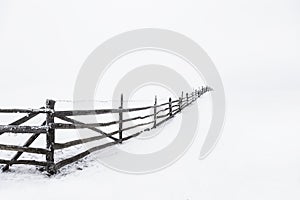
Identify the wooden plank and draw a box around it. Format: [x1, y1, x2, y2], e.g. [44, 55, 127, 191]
[0, 125, 47, 133]
[53, 121, 119, 129]
[0, 159, 47, 166]
[0, 144, 49, 154]
[0, 108, 51, 114]
[54, 105, 154, 117]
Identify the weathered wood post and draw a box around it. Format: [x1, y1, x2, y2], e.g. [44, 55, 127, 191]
[119, 94, 123, 143]
[178, 97, 182, 112]
[186, 93, 189, 105]
[46, 99, 56, 174]
[169, 97, 172, 117]
[153, 95, 157, 128]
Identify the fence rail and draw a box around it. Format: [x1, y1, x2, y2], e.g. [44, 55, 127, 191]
[0, 86, 212, 174]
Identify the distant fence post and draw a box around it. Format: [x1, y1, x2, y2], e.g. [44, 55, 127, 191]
[192, 91, 194, 102]
[119, 94, 123, 143]
[169, 98, 172, 117]
[186, 93, 189, 105]
[153, 95, 157, 128]
[46, 99, 56, 174]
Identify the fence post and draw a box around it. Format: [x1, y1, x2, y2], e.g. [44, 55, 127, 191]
[169, 97, 172, 117]
[46, 99, 56, 174]
[186, 93, 189, 105]
[178, 97, 182, 112]
[153, 95, 157, 128]
[119, 94, 123, 143]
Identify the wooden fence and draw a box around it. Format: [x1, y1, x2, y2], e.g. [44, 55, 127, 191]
[0, 86, 212, 174]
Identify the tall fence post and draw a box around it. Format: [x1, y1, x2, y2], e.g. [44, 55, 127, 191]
[153, 95, 157, 128]
[169, 97, 172, 117]
[46, 99, 56, 174]
[119, 94, 123, 143]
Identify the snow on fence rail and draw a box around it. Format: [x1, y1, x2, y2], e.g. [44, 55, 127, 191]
[0, 86, 212, 175]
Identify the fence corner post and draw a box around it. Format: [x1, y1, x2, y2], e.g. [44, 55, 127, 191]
[169, 97, 173, 117]
[46, 99, 57, 175]
[153, 95, 157, 128]
[118, 94, 123, 144]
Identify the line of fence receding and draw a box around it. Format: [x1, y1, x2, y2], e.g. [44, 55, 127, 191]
[0, 86, 212, 174]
